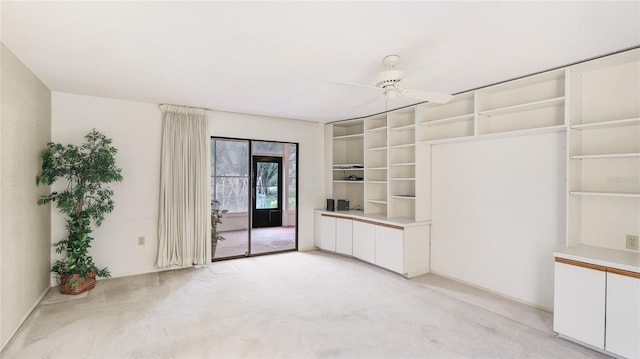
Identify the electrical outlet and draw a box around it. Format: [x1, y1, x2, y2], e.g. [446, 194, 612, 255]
[626, 235, 639, 250]
[138, 236, 145, 246]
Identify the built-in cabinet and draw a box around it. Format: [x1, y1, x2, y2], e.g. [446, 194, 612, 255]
[553, 259, 606, 349]
[552, 49, 640, 358]
[606, 269, 640, 358]
[316, 211, 430, 278]
[553, 251, 640, 359]
[323, 48, 639, 356]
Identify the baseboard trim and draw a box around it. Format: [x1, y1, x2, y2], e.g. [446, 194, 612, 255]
[427, 270, 553, 313]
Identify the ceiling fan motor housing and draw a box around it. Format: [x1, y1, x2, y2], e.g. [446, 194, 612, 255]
[375, 70, 404, 88]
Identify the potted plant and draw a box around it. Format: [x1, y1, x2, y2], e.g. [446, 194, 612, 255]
[36, 129, 123, 295]
[211, 200, 228, 259]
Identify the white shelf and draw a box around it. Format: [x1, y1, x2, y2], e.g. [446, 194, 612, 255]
[421, 125, 566, 145]
[389, 124, 416, 132]
[367, 146, 387, 151]
[367, 126, 387, 133]
[367, 181, 387, 184]
[333, 168, 365, 171]
[570, 192, 640, 198]
[478, 96, 565, 117]
[390, 177, 415, 181]
[389, 143, 415, 149]
[333, 164, 364, 168]
[367, 199, 388, 204]
[333, 180, 364, 184]
[333, 133, 364, 140]
[571, 153, 640, 160]
[366, 167, 388, 170]
[419, 113, 474, 127]
[571, 117, 640, 130]
[390, 195, 416, 200]
[390, 162, 416, 166]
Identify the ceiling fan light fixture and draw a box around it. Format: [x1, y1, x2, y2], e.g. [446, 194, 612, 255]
[386, 88, 397, 99]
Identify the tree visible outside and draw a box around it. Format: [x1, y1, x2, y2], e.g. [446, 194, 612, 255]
[211, 139, 249, 213]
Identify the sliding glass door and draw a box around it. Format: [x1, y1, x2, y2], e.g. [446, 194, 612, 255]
[211, 137, 297, 260]
[211, 138, 250, 259]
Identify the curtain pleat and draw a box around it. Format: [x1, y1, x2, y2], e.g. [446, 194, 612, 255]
[156, 104, 211, 268]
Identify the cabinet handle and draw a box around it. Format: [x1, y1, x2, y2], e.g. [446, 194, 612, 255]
[321, 213, 348, 219]
[555, 257, 606, 272]
[607, 267, 640, 279]
[351, 217, 403, 230]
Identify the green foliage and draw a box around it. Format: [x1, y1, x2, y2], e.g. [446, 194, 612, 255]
[211, 200, 228, 243]
[37, 129, 122, 284]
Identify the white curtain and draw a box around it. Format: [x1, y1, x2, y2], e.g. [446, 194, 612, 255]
[156, 104, 211, 267]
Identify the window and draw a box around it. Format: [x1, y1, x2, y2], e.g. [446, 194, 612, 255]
[253, 141, 283, 155]
[211, 139, 249, 213]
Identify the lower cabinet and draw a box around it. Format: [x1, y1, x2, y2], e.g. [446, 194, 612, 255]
[319, 214, 336, 252]
[606, 270, 640, 359]
[553, 260, 606, 349]
[554, 257, 640, 358]
[374, 225, 403, 274]
[335, 218, 353, 256]
[316, 211, 430, 278]
[352, 220, 375, 263]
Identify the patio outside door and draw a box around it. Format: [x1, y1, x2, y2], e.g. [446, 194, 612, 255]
[252, 156, 283, 228]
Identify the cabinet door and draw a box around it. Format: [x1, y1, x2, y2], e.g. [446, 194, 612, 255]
[335, 218, 353, 256]
[606, 271, 640, 358]
[553, 261, 606, 349]
[352, 220, 375, 263]
[320, 215, 336, 252]
[375, 226, 404, 274]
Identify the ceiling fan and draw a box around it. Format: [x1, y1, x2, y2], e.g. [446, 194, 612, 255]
[332, 55, 457, 109]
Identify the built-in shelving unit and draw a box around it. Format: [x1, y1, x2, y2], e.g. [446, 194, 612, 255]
[327, 48, 640, 238]
[476, 68, 566, 135]
[364, 114, 388, 215]
[331, 119, 365, 210]
[386, 109, 417, 218]
[326, 48, 640, 358]
[566, 49, 640, 253]
[416, 92, 475, 143]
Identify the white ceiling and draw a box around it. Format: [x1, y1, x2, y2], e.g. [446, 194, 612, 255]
[2, 1, 639, 123]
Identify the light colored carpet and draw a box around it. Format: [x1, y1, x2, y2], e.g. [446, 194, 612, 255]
[1, 251, 604, 359]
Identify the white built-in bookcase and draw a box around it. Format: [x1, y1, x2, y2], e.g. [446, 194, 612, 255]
[328, 48, 639, 256]
[331, 120, 365, 211]
[566, 49, 640, 251]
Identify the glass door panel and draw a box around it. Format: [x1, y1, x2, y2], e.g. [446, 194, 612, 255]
[251, 143, 297, 255]
[252, 156, 283, 228]
[211, 138, 250, 260]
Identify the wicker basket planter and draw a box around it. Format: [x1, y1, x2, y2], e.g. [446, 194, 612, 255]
[59, 271, 96, 295]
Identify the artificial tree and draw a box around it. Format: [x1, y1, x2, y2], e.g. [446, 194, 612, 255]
[37, 129, 123, 294]
[211, 200, 228, 259]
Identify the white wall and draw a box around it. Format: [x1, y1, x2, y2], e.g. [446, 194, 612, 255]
[430, 132, 566, 310]
[1, 43, 51, 351]
[52, 93, 163, 282]
[52, 93, 324, 282]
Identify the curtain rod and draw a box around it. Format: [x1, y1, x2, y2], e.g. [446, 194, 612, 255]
[160, 103, 214, 112]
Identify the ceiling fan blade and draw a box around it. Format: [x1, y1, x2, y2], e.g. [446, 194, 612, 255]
[353, 94, 385, 109]
[323, 79, 381, 91]
[396, 59, 456, 89]
[401, 89, 454, 104]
